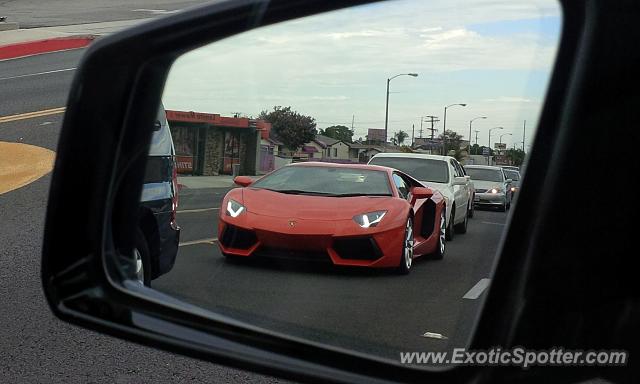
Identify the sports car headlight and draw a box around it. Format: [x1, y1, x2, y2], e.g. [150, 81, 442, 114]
[353, 211, 387, 228]
[226, 199, 245, 217]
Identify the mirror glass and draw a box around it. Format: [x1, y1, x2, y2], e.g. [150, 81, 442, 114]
[127, 0, 561, 366]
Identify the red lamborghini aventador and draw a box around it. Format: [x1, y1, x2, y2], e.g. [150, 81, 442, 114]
[217, 162, 446, 274]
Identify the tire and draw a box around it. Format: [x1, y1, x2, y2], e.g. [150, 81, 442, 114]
[445, 208, 455, 241]
[499, 201, 507, 212]
[396, 217, 414, 275]
[134, 228, 152, 286]
[468, 198, 475, 219]
[432, 208, 446, 260]
[454, 209, 468, 234]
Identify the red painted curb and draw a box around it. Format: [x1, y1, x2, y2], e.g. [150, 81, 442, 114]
[0, 35, 95, 60]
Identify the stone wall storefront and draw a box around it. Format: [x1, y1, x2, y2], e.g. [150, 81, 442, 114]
[166, 109, 270, 177]
[202, 128, 223, 176]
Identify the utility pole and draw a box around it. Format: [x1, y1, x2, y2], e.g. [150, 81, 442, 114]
[351, 115, 355, 132]
[473, 130, 480, 154]
[411, 124, 415, 147]
[422, 115, 439, 139]
[522, 120, 526, 152]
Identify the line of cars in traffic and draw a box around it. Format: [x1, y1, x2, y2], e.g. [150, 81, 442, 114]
[217, 152, 521, 274]
[131, 105, 522, 280]
[130, 106, 522, 283]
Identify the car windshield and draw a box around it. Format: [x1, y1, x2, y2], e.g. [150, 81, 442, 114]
[503, 170, 520, 181]
[251, 166, 392, 196]
[466, 168, 504, 182]
[368, 157, 448, 184]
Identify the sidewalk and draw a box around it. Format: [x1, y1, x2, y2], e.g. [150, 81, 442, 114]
[0, 19, 151, 60]
[177, 175, 261, 190]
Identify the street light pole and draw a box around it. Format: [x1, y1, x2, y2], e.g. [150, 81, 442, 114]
[487, 127, 504, 165]
[442, 103, 467, 155]
[384, 73, 418, 146]
[469, 116, 487, 154]
[499, 132, 512, 145]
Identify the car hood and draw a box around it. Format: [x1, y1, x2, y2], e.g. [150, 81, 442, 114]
[240, 188, 396, 220]
[419, 181, 452, 199]
[473, 180, 504, 190]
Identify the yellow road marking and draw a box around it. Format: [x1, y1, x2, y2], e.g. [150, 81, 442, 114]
[0, 107, 65, 124]
[0, 142, 55, 195]
[179, 238, 218, 247]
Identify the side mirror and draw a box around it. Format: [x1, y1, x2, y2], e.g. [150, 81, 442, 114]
[412, 186, 434, 200]
[505, 178, 513, 184]
[465, 175, 471, 181]
[234, 176, 253, 187]
[453, 176, 467, 186]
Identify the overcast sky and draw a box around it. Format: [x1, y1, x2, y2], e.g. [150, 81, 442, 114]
[163, 0, 561, 150]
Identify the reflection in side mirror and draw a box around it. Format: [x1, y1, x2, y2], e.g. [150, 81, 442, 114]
[453, 177, 467, 186]
[234, 176, 253, 187]
[125, 0, 560, 371]
[412, 186, 433, 200]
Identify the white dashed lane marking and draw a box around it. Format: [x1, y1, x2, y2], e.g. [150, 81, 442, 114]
[463, 278, 491, 299]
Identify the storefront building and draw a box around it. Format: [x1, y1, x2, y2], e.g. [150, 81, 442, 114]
[166, 110, 272, 176]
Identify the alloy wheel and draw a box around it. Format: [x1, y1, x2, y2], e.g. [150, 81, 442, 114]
[404, 218, 414, 270]
[133, 248, 145, 284]
[439, 210, 446, 255]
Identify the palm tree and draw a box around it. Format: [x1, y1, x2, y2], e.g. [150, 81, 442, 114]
[394, 130, 409, 145]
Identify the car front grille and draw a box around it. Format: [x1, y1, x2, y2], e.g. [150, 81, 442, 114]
[332, 237, 383, 260]
[253, 247, 330, 262]
[475, 188, 487, 193]
[220, 224, 258, 249]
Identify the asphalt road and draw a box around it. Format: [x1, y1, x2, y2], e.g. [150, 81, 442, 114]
[0, 49, 288, 383]
[1, 0, 209, 28]
[0, 49, 83, 116]
[156, 188, 504, 361]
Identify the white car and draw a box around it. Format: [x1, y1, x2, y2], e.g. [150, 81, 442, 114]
[368, 153, 473, 240]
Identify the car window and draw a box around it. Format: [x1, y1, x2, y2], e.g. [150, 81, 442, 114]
[456, 161, 467, 177]
[450, 160, 463, 178]
[252, 166, 392, 196]
[503, 169, 520, 181]
[465, 168, 504, 182]
[392, 173, 409, 200]
[369, 157, 449, 183]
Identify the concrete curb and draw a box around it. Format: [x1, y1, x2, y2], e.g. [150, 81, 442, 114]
[0, 35, 95, 61]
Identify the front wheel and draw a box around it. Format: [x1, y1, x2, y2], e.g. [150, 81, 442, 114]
[468, 198, 475, 218]
[396, 217, 414, 275]
[432, 209, 446, 260]
[134, 228, 152, 286]
[445, 208, 455, 241]
[454, 209, 468, 234]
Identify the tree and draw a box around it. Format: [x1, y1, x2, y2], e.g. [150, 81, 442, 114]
[258, 106, 317, 151]
[439, 130, 465, 160]
[394, 130, 409, 145]
[398, 145, 413, 153]
[506, 148, 525, 166]
[319, 125, 353, 143]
